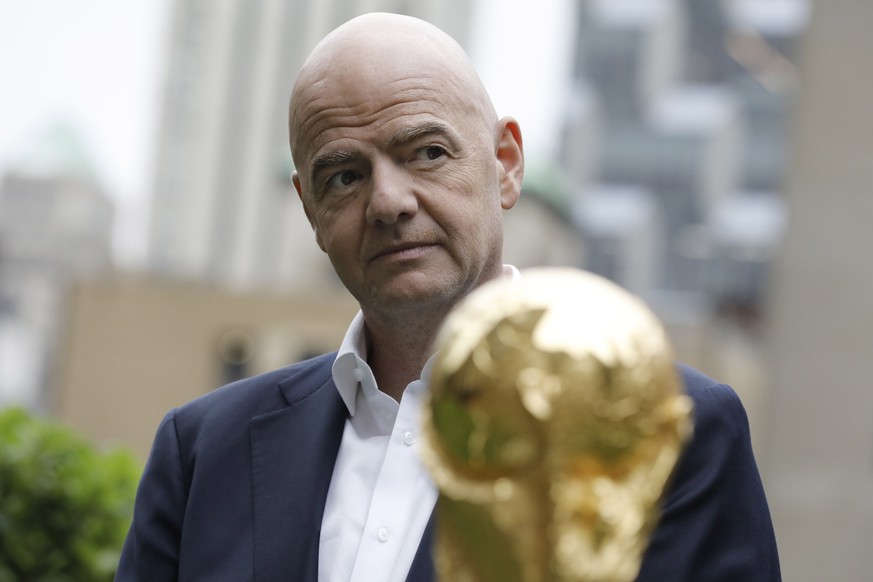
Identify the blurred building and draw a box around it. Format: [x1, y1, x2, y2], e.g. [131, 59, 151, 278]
[504, 161, 587, 270]
[572, 184, 662, 296]
[564, 0, 803, 314]
[55, 276, 357, 457]
[146, 0, 475, 290]
[0, 125, 114, 408]
[761, 1, 873, 578]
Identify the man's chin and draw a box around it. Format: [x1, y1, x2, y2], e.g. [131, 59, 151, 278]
[365, 277, 463, 315]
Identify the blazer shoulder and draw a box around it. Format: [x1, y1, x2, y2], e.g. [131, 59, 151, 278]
[676, 363, 748, 440]
[640, 365, 780, 579]
[171, 352, 337, 436]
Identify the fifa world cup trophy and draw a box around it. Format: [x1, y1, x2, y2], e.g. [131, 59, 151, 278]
[421, 269, 693, 582]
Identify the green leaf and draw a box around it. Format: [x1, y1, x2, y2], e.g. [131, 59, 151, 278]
[0, 407, 142, 581]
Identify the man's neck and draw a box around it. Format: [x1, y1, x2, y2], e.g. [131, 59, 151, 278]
[362, 307, 447, 402]
[359, 264, 514, 401]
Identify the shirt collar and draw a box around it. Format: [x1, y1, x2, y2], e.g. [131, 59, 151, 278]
[503, 263, 522, 281]
[331, 264, 520, 416]
[331, 310, 373, 416]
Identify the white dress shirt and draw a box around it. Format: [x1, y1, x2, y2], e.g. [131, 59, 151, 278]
[317, 310, 437, 582]
[317, 266, 520, 582]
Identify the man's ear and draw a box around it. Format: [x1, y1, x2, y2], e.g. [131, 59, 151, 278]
[495, 116, 524, 210]
[293, 171, 326, 252]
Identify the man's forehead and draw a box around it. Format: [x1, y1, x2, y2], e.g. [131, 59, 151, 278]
[294, 16, 463, 99]
[289, 14, 495, 170]
[294, 48, 463, 120]
[293, 72, 475, 161]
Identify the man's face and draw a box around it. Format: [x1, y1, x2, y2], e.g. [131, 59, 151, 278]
[292, 55, 521, 318]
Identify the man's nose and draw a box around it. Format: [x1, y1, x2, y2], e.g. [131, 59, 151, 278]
[365, 160, 418, 225]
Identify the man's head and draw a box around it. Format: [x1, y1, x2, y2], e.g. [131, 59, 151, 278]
[289, 13, 524, 321]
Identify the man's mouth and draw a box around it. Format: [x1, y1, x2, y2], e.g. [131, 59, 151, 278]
[370, 242, 439, 262]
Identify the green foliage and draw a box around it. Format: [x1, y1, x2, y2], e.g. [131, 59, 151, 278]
[0, 407, 141, 582]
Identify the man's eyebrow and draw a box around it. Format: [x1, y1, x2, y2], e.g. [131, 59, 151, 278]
[309, 150, 358, 184]
[388, 122, 461, 150]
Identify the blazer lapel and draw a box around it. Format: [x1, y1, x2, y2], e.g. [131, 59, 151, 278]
[250, 360, 346, 582]
[407, 509, 436, 582]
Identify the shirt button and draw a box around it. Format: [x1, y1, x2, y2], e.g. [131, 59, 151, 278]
[353, 367, 365, 382]
[377, 527, 390, 543]
[402, 431, 415, 446]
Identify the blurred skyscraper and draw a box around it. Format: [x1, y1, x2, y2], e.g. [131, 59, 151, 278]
[146, 0, 474, 290]
[564, 0, 805, 318]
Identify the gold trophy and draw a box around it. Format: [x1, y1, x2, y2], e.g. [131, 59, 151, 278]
[422, 269, 693, 582]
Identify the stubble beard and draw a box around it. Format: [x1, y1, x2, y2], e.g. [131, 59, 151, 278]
[361, 269, 468, 325]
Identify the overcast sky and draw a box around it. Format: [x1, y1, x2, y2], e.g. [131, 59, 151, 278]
[0, 0, 170, 198]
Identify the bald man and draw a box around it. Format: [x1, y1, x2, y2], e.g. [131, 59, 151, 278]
[117, 13, 779, 582]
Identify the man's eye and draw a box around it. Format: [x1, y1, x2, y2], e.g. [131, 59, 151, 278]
[417, 145, 447, 161]
[328, 170, 359, 189]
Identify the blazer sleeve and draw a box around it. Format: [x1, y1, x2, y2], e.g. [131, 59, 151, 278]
[636, 379, 781, 581]
[115, 410, 188, 582]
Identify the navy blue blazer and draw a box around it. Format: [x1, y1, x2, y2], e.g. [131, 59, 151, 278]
[116, 354, 780, 581]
